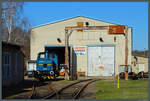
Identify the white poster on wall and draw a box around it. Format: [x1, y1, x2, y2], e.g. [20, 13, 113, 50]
[74, 46, 86, 55]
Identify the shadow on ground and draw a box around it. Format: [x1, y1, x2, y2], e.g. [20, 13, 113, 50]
[2, 77, 64, 99]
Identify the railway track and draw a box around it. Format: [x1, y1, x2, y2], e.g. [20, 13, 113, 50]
[30, 80, 56, 99]
[30, 80, 38, 99]
[42, 78, 100, 99]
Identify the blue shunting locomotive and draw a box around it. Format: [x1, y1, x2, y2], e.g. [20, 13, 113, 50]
[34, 51, 59, 80]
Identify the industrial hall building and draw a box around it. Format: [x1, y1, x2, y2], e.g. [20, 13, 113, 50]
[30, 16, 132, 77]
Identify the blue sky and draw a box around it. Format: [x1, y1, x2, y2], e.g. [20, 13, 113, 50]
[23, 2, 148, 51]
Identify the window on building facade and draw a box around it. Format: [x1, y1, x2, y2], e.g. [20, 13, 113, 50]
[21, 54, 24, 73]
[3, 52, 11, 78]
[15, 53, 18, 73]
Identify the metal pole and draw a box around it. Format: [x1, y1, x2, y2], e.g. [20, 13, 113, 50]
[65, 29, 69, 80]
[125, 26, 128, 80]
[118, 75, 120, 88]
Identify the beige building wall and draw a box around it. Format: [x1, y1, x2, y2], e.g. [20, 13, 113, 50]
[30, 16, 132, 76]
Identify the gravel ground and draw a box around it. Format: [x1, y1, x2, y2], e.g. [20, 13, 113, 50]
[3, 76, 76, 99]
[80, 82, 96, 99]
[3, 76, 99, 99]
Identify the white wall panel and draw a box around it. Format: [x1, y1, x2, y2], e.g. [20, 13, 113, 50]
[88, 46, 114, 76]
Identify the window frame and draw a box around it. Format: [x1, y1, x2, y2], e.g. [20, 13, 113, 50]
[15, 53, 18, 73]
[3, 52, 11, 78]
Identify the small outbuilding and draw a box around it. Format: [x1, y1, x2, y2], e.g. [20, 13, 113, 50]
[131, 55, 148, 74]
[2, 41, 24, 87]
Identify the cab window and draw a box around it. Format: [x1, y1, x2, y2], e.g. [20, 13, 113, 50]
[39, 53, 45, 59]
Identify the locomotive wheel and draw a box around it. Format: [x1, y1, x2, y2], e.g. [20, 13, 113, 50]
[119, 72, 125, 79]
[138, 71, 144, 79]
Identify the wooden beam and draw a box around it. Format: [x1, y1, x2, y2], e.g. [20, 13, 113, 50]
[65, 29, 69, 80]
[70, 47, 73, 80]
[125, 26, 128, 80]
[65, 26, 108, 30]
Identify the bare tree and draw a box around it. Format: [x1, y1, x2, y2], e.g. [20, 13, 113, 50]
[1, 1, 30, 44]
[1, 1, 31, 63]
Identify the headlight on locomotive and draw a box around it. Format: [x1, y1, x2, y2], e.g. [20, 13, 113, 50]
[39, 64, 43, 66]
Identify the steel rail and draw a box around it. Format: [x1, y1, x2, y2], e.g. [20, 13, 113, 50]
[30, 82, 37, 99]
[73, 79, 101, 99]
[30, 79, 41, 99]
[42, 79, 93, 99]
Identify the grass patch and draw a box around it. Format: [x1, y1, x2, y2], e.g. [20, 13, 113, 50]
[94, 79, 148, 100]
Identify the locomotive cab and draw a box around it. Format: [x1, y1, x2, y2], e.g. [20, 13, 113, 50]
[35, 51, 59, 80]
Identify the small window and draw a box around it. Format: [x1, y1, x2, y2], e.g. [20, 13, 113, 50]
[3, 52, 11, 78]
[15, 53, 18, 73]
[85, 22, 89, 27]
[99, 37, 104, 42]
[21, 54, 24, 72]
[40, 54, 45, 59]
[57, 38, 61, 43]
